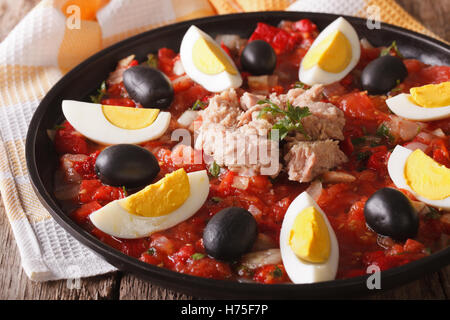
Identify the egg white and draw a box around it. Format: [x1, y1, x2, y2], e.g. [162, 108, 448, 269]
[388, 145, 450, 210]
[62, 100, 171, 145]
[299, 17, 361, 85]
[89, 170, 210, 239]
[180, 25, 242, 92]
[279, 191, 339, 284]
[386, 93, 450, 121]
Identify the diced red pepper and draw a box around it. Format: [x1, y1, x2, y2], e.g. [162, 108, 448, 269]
[54, 121, 89, 155]
[71, 201, 102, 225]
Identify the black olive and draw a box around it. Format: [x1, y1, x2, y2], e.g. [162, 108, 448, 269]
[123, 66, 174, 109]
[361, 55, 408, 94]
[203, 207, 258, 261]
[240, 40, 277, 75]
[364, 188, 419, 241]
[95, 144, 160, 189]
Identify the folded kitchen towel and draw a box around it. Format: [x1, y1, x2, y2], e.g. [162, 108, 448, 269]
[0, 0, 441, 281]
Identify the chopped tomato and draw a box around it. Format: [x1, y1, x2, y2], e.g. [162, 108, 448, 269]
[54, 121, 89, 155]
[71, 201, 102, 225]
[253, 264, 289, 284]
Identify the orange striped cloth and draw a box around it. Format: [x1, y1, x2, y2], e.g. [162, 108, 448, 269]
[0, 0, 443, 281]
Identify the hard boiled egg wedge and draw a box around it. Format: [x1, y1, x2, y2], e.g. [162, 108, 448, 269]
[386, 82, 450, 121]
[62, 100, 171, 145]
[388, 145, 450, 210]
[180, 25, 242, 92]
[299, 17, 360, 85]
[280, 191, 339, 284]
[90, 169, 209, 239]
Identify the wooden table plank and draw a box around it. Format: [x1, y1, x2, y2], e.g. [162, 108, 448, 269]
[119, 274, 193, 300]
[0, 200, 121, 300]
[0, 0, 449, 300]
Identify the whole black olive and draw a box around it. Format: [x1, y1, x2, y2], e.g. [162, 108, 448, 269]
[364, 188, 419, 241]
[123, 66, 174, 109]
[95, 144, 160, 189]
[203, 207, 258, 261]
[240, 40, 277, 75]
[361, 55, 408, 94]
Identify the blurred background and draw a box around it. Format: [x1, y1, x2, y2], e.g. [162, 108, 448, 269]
[0, 0, 448, 42]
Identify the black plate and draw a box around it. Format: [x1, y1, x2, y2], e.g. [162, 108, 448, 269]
[26, 11, 450, 299]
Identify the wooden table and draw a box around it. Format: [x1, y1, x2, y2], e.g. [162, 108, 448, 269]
[0, 0, 449, 300]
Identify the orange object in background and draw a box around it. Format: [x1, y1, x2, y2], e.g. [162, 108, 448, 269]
[62, 0, 109, 21]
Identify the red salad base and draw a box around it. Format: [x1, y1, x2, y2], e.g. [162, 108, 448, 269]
[54, 19, 450, 284]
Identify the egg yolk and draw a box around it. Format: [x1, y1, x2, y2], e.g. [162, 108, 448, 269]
[192, 37, 237, 75]
[302, 30, 352, 73]
[289, 206, 331, 263]
[405, 149, 450, 200]
[102, 105, 159, 129]
[120, 168, 190, 217]
[409, 82, 450, 108]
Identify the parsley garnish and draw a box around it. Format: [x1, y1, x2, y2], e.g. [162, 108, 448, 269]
[211, 197, 223, 203]
[380, 41, 404, 58]
[271, 266, 283, 278]
[294, 81, 307, 89]
[191, 253, 205, 260]
[208, 161, 220, 177]
[351, 137, 366, 146]
[192, 99, 206, 111]
[376, 124, 394, 142]
[146, 248, 155, 255]
[122, 186, 128, 197]
[146, 53, 158, 68]
[257, 99, 311, 141]
[90, 81, 106, 103]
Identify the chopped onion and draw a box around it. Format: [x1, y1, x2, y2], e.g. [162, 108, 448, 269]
[321, 171, 356, 184]
[173, 59, 185, 76]
[232, 176, 249, 190]
[215, 34, 246, 51]
[432, 128, 445, 138]
[404, 141, 428, 152]
[47, 129, 56, 141]
[54, 182, 80, 201]
[416, 131, 433, 143]
[240, 249, 282, 269]
[247, 204, 262, 216]
[252, 233, 277, 251]
[177, 110, 198, 127]
[306, 180, 322, 201]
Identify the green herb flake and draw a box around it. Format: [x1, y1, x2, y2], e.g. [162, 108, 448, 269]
[258, 99, 311, 141]
[380, 40, 404, 58]
[271, 266, 283, 278]
[294, 81, 307, 89]
[208, 161, 220, 177]
[90, 81, 107, 103]
[376, 124, 394, 142]
[191, 253, 205, 260]
[211, 197, 223, 203]
[53, 124, 65, 130]
[192, 99, 206, 111]
[146, 248, 155, 256]
[356, 151, 372, 161]
[351, 137, 366, 146]
[122, 186, 128, 197]
[146, 53, 158, 68]
[425, 207, 441, 220]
